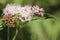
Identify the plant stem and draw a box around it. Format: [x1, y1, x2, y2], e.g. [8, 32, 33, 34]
[12, 28, 18, 40]
[46, 13, 60, 20]
[7, 27, 9, 40]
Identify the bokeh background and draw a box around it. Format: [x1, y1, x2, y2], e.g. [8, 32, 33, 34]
[0, 0, 60, 40]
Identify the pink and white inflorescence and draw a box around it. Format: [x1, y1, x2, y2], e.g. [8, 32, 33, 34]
[3, 4, 21, 15]
[18, 5, 32, 22]
[3, 4, 44, 22]
[31, 5, 44, 16]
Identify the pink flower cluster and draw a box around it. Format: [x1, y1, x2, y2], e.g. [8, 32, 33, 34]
[3, 4, 44, 22]
[31, 6, 44, 16]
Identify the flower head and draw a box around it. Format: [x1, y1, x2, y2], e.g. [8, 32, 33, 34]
[3, 4, 21, 15]
[31, 5, 40, 13]
[3, 4, 44, 22]
[38, 8, 44, 16]
[31, 5, 44, 16]
[18, 5, 32, 22]
[2, 14, 14, 27]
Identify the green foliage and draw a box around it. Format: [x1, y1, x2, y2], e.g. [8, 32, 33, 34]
[0, 19, 3, 30]
[23, 17, 60, 40]
[0, 13, 59, 40]
[13, 14, 20, 27]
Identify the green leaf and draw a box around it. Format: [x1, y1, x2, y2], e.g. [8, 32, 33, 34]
[13, 14, 21, 27]
[24, 19, 46, 40]
[0, 19, 3, 30]
[24, 18, 60, 40]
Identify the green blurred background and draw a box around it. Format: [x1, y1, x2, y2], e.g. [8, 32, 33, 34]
[0, 0, 60, 40]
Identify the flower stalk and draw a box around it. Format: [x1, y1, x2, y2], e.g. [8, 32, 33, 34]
[7, 26, 9, 40]
[12, 27, 18, 40]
